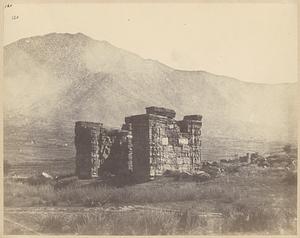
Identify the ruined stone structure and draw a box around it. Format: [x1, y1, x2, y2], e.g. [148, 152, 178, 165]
[75, 121, 133, 179]
[75, 107, 202, 181]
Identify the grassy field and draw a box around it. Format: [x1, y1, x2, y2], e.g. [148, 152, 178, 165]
[3, 125, 297, 235]
[4, 163, 297, 235]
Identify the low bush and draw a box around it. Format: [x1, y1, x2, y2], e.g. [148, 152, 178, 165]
[224, 165, 239, 174]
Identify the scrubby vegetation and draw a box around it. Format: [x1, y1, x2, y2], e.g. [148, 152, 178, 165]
[6, 209, 208, 235]
[4, 178, 234, 207]
[221, 204, 296, 234]
[4, 146, 297, 235]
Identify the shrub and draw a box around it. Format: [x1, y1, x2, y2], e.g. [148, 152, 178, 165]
[224, 165, 239, 174]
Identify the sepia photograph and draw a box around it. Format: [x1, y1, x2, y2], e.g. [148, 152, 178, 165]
[2, 1, 298, 236]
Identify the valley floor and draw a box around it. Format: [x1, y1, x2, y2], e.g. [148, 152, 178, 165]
[3, 163, 297, 235]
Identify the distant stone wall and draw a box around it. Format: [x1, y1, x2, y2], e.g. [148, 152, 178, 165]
[75, 107, 202, 181]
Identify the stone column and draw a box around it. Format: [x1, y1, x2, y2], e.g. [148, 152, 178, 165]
[182, 115, 203, 171]
[75, 121, 102, 179]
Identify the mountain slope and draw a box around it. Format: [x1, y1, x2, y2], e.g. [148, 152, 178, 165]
[4, 32, 298, 142]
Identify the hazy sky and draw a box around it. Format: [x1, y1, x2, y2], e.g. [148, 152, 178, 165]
[4, 2, 298, 84]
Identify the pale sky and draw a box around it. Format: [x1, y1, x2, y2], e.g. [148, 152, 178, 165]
[3, 2, 298, 84]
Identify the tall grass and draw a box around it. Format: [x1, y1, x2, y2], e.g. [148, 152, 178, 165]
[14, 204, 295, 235]
[4, 179, 197, 206]
[221, 203, 296, 234]
[33, 210, 206, 235]
[4, 168, 297, 235]
[4, 178, 242, 207]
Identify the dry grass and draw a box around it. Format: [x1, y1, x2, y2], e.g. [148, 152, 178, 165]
[4, 164, 297, 235]
[5, 209, 208, 235]
[4, 175, 250, 207]
[4, 179, 207, 206]
[221, 204, 296, 234]
[33, 211, 184, 235]
[5, 203, 295, 235]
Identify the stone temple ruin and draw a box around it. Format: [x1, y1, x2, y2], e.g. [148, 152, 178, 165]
[75, 106, 202, 182]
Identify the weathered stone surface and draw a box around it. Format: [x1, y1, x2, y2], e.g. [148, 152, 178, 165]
[125, 107, 202, 182]
[146, 106, 176, 119]
[75, 121, 102, 179]
[75, 107, 202, 182]
[183, 115, 202, 121]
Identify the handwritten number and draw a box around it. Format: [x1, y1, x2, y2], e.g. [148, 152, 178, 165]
[4, 4, 19, 21]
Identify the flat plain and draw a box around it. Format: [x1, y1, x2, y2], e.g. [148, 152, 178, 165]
[3, 127, 297, 235]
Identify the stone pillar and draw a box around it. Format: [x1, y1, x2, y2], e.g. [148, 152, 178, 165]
[181, 115, 203, 171]
[125, 114, 151, 182]
[125, 123, 133, 172]
[75, 121, 102, 179]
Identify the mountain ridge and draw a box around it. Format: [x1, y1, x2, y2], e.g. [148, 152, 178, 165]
[4, 32, 298, 142]
[6, 32, 296, 86]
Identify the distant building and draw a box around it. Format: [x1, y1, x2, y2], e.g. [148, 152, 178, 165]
[75, 106, 202, 182]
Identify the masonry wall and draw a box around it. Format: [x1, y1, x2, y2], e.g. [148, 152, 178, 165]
[75, 107, 202, 181]
[124, 107, 202, 182]
[75, 121, 102, 179]
[148, 114, 202, 177]
[125, 115, 150, 182]
[75, 122, 132, 179]
[100, 129, 133, 176]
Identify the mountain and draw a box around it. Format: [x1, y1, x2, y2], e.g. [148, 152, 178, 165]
[4, 32, 298, 142]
